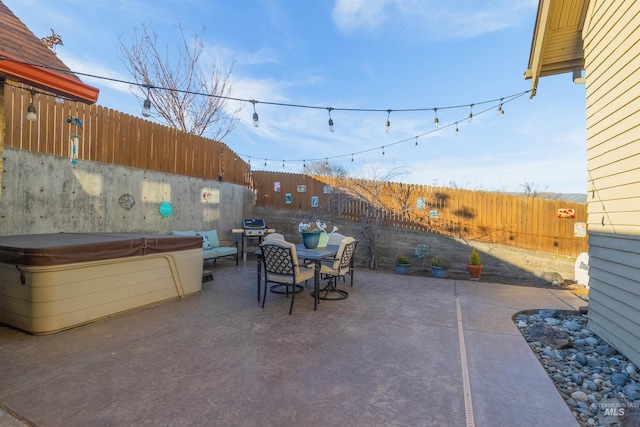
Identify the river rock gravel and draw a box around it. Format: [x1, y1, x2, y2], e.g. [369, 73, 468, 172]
[515, 309, 640, 427]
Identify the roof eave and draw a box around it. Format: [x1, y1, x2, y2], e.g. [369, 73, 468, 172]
[524, 0, 553, 96]
[524, 0, 588, 97]
[0, 52, 99, 104]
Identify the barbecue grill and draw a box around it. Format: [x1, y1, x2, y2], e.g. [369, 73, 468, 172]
[231, 219, 274, 261]
[242, 218, 267, 236]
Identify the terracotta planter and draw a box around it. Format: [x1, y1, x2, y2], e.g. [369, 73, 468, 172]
[467, 264, 483, 281]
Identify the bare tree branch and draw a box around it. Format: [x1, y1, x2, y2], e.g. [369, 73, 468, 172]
[326, 165, 409, 269]
[117, 23, 239, 141]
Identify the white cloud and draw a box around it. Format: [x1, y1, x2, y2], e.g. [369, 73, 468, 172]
[331, 0, 536, 40]
[332, 0, 389, 32]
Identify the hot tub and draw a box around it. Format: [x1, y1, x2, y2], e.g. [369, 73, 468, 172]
[0, 232, 203, 334]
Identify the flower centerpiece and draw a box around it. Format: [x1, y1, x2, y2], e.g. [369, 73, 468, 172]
[298, 220, 337, 249]
[298, 220, 327, 233]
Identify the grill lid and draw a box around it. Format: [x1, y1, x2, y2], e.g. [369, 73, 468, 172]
[242, 219, 266, 229]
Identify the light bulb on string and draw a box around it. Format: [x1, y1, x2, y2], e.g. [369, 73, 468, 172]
[351, 154, 354, 163]
[497, 98, 504, 116]
[381, 146, 385, 156]
[264, 159, 267, 167]
[282, 160, 285, 169]
[385, 109, 391, 132]
[26, 88, 37, 121]
[141, 83, 152, 117]
[142, 98, 151, 117]
[468, 104, 474, 123]
[327, 107, 334, 132]
[251, 100, 260, 127]
[414, 137, 418, 149]
[455, 122, 459, 135]
[325, 158, 329, 167]
[433, 108, 439, 128]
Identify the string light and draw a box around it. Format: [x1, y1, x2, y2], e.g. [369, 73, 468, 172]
[381, 146, 385, 156]
[142, 99, 151, 117]
[385, 109, 391, 132]
[0, 56, 530, 130]
[26, 88, 37, 121]
[251, 100, 260, 127]
[327, 107, 334, 132]
[414, 137, 418, 148]
[282, 160, 285, 169]
[141, 84, 152, 117]
[0, 57, 532, 168]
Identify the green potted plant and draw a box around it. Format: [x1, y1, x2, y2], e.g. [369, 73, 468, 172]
[467, 248, 482, 280]
[395, 254, 411, 275]
[430, 257, 448, 279]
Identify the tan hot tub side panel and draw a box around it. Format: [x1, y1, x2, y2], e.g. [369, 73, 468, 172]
[0, 233, 203, 334]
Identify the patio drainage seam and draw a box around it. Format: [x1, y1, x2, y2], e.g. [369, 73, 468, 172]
[456, 296, 476, 427]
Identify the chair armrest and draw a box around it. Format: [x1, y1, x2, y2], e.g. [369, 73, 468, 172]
[296, 261, 315, 269]
[219, 240, 238, 248]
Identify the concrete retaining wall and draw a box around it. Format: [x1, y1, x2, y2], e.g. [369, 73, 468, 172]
[0, 149, 254, 239]
[253, 206, 578, 284]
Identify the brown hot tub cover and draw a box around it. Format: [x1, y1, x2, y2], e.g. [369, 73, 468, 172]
[0, 232, 202, 266]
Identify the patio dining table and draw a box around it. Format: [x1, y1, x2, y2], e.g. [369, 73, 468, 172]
[255, 244, 339, 311]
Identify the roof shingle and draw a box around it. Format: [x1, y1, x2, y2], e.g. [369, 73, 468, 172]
[0, 1, 80, 82]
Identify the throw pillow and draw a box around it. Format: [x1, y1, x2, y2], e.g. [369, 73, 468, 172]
[202, 235, 213, 250]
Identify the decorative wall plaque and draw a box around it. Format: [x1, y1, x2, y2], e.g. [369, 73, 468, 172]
[159, 202, 173, 217]
[119, 194, 135, 210]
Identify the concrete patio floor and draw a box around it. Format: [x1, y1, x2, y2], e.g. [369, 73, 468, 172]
[0, 257, 585, 426]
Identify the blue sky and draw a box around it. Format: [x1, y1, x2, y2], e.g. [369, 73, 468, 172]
[6, 0, 587, 193]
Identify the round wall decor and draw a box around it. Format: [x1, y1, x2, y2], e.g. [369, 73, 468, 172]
[159, 202, 173, 217]
[119, 194, 135, 210]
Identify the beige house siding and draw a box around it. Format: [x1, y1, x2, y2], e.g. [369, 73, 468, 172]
[583, 0, 640, 366]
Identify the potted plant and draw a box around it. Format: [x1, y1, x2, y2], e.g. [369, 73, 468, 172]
[430, 257, 448, 279]
[395, 254, 411, 275]
[467, 248, 483, 280]
[298, 219, 332, 249]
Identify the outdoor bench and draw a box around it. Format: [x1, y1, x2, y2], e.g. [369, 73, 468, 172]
[170, 229, 238, 265]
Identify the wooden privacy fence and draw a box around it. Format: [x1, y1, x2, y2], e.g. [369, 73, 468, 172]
[252, 170, 589, 256]
[3, 85, 252, 186]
